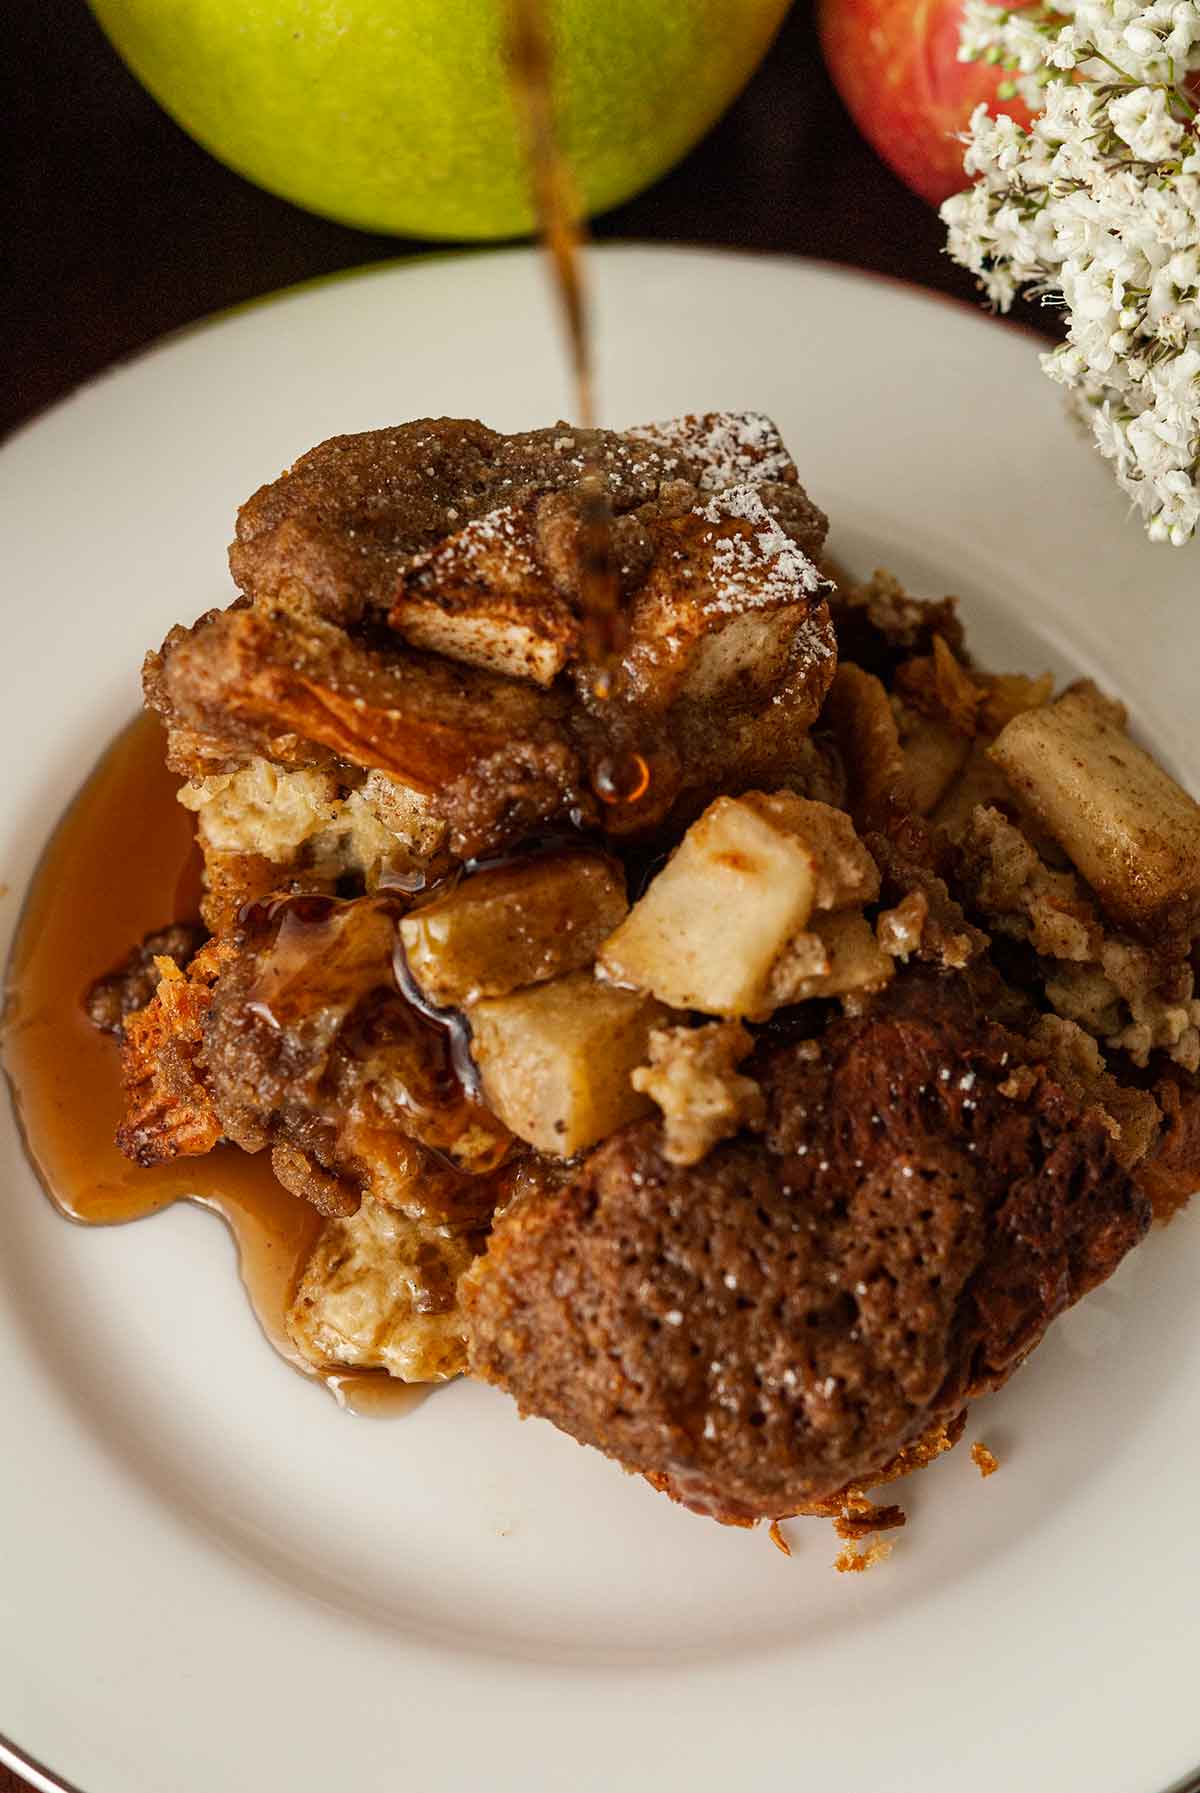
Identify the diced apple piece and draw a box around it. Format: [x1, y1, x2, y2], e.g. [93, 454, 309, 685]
[813, 911, 894, 998]
[597, 795, 819, 1018]
[598, 793, 879, 1019]
[468, 973, 665, 1156]
[738, 792, 880, 910]
[401, 852, 627, 1008]
[768, 911, 894, 1006]
[390, 504, 577, 687]
[989, 689, 1200, 932]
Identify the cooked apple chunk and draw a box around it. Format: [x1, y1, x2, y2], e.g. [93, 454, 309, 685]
[933, 740, 1020, 841]
[390, 504, 577, 687]
[469, 973, 665, 1156]
[824, 663, 915, 832]
[400, 852, 627, 1008]
[990, 688, 1200, 934]
[598, 796, 815, 1018]
[738, 792, 880, 912]
[598, 793, 878, 1019]
[899, 715, 971, 816]
[116, 955, 224, 1166]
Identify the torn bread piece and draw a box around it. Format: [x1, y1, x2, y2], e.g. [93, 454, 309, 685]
[116, 943, 231, 1166]
[287, 1196, 476, 1383]
[464, 971, 1150, 1523]
[617, 483, 835, 719]
[151, 415, 838, 878]
[632, 1021, 766, 1167]
[150, 603, 572, 797]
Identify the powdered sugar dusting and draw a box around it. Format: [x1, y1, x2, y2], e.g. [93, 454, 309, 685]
[408, 503, 538, 585]
[697, 482, 829, 619]
[628, 411, 796, 491]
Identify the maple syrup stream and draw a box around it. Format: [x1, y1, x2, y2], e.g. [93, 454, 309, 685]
[3, 9, 616, 1416]
[507, 0, 637, 745]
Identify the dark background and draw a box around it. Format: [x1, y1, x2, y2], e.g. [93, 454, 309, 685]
[1, 4, 1048, 1790]
[3, 0, 1055, 447]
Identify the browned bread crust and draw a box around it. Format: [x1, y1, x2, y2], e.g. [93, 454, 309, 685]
[147, 416, 836, 861]
[463, 970, 1150, 1521]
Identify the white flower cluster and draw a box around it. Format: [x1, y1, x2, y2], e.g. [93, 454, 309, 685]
[944, 2, 1200, 543]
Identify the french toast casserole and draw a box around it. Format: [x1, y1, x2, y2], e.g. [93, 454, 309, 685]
[91, 412, 1200, 1528]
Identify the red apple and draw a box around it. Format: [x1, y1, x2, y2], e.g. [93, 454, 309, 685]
[819, 0, 1037, 207]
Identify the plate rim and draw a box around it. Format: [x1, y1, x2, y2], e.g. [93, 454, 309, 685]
[0, 236, 1057, 461]
[0, 1734, 87, 1793]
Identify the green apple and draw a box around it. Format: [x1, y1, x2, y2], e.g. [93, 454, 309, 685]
[88, 0, 793, 239]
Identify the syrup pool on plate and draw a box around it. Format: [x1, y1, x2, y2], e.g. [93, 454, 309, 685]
[1, 713, 423, 1416]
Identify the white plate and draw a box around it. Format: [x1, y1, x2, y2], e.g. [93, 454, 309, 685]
[2, 246, 1198, 1793]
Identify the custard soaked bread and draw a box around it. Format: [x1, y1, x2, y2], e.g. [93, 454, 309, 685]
[105, 412, 1200, 1524]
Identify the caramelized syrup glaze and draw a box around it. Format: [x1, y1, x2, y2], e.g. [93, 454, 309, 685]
[2, 715, 423, 1415]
